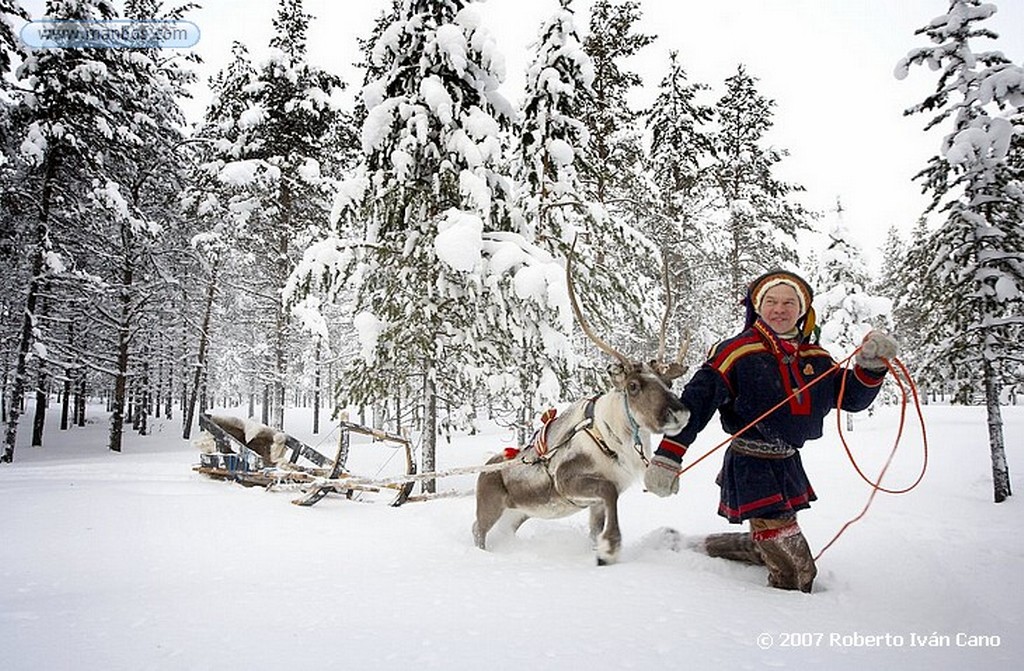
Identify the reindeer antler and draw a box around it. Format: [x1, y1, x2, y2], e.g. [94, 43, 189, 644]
[566, 238, 632, 370]
[657, 253, 672, 364]
[653, 251, 689, 381]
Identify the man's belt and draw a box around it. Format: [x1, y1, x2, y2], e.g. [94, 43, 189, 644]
[729, 436, 797, 459]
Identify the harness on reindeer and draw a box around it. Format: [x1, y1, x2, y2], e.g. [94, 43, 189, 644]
[513, 393, 648, 467]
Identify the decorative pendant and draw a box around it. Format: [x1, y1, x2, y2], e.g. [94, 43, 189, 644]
[803, 363, 814, 376]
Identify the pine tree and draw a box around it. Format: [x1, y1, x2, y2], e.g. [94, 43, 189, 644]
[290, 0, 596, 490]
[897, 0, 1024, 502]
[644, 50, 715, 344]
[707, 65, 810, 300]
[185, 0, 349, 434]
[0, 0, 28, 430]
[307, 0, 511, 487]
[516, 0, 593, 246]
[579, 0, 653, 208]
[94, 0, 196, 451]
[508, 0, 598, 432]
[241, 0, 349, 430]
[3, 0, 127, 461]
[575, 0, 666, 360]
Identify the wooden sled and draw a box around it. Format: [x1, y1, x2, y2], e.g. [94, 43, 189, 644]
[193, 414, 415, 507]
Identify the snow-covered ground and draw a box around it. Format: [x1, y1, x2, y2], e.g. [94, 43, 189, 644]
[1, 400, 1021, 670]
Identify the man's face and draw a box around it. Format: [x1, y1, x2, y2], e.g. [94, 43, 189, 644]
[758, 284, 802, 334]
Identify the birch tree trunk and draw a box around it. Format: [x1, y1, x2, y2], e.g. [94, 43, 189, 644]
[984, 361, 1011, 503]
[422, 373, 437, 494]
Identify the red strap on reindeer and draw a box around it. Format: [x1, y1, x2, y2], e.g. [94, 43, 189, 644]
[534, 407, 558, 457]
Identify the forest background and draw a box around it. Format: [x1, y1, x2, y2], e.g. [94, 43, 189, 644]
[0, 0, 1021, 502]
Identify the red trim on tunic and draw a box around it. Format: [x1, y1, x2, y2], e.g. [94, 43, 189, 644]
[718, 489, 814, 520]
[854, 365, 885, 387]
[659, 436, 688, 457]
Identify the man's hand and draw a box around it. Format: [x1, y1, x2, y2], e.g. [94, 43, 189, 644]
[856, 331, 899, 371]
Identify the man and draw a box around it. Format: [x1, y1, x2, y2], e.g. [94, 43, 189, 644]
[644, 270, 898, 592]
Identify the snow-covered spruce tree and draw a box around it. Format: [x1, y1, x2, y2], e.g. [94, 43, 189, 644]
[874, 225, 907, 314]
[189, 0, 349, 432]
[874, 224, 924, 404]
[706, 65, 810, 302]
[84, 0, 197, 451]
[516, 0, 593, 247]
[885, 218, 947, 401]
[255, 0, 352, 430]
[813, 199, 893, 355]
[644, 50, 717, 346]
[0, 0, 27, 428]
[177, 42, 256, 437]
[896, 0, 1024, 502]
[576, 0, 667, 361]
[0, 0, 25, 77]
[579, 0, 652, 208]
[290, 0, 580, 490]
[508, 0, 595, 440]
[2, 0, 128, 461]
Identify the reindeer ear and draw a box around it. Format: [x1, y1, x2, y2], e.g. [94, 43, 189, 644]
[607, 362, 628, 389]
[656, 362, 688, 383]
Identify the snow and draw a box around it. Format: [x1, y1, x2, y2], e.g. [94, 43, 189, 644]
[1, 402, 1021, 669]
[547, 137, 575, 165]
[435, 23, 469, 75]
[43, 250, 66, 274]
[420, 75, 454, 125]
[352, 310, 383, 364]
[217, 159, 261, 186]
[945, 118, 1013, 166]
[297, 157, 321, 183]
[19, 121, 47, 165]
[236, 103, 266, 128]
[435, 209, 484, 273]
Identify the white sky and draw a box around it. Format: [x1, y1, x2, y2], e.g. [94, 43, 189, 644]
[19, 0, 1024, 264]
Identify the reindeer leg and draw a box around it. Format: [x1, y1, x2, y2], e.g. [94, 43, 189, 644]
[557, 467, 622, 565]
[593, 482, 621, 566]
[588, 504, 606, 547]
[473, 469, 508, 550]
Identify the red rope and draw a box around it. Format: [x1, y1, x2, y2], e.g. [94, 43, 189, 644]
[814, 355, 928, 560]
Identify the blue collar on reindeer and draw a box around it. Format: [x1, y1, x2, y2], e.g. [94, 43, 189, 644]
[622, 392, 643, 454]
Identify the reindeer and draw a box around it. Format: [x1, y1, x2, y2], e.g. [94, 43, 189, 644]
[473, 249, 691, 565]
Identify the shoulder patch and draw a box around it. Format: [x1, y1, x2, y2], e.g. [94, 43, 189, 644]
[710, 334, 766, 375]
[799, 345, 834, 360]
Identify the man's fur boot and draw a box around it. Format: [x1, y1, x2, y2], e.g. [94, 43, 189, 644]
[750, 517, 817, 593]
[704, 532, 765, 566]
